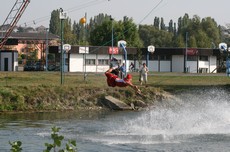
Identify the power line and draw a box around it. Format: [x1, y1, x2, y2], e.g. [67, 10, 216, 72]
[89, 0, 164, 54]
[17, 0, 108, 27]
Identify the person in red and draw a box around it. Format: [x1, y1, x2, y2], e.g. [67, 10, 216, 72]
[105, 67, 141, 93]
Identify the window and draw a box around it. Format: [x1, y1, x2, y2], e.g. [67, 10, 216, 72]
[160, 55, 171, 60]
[150, 55, 158, 60]
[86, 59, 96, 65]
[199, 56, 208, 61]
[98, 59, 109, 65]
[187, 56, 197, 61]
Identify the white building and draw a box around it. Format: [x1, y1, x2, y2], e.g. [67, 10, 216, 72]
[0, 50, 18, 71]
[49, 46, 221, 73]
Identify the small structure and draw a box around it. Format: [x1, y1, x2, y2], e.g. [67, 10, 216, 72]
[103, 96, 132, 110]
[0, 50, 18, 71]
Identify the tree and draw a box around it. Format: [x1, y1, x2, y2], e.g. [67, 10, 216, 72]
[168, 20, 173, 33]
[63, 18, 77, 45]
[153, 17, 160, 29]
[49, 9, 60, 35]
[160, 17, 166, 30]
[122, 16, 142, 47]
[89, 20, 112, 46]
[47, 10, 226, 49]
[89, 15, 142, 47]
[201, 17, 221, 47]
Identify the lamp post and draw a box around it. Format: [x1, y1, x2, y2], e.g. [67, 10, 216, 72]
[111, 17, 114, 59]
[80, 13, 87, 81]
[59, 8, 67, 85]
[185, 32, 188, 73]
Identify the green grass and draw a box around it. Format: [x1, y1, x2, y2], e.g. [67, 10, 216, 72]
[0, 71, 229, 88]
[0, 71, 229, 111]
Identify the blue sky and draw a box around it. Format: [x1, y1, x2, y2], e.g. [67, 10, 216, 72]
[0, 0, 229, 28]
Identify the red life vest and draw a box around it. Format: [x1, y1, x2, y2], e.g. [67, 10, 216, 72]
[105, 73, 117, 87]
[105, 73, 130, 87]
[115, 78, 130, 87]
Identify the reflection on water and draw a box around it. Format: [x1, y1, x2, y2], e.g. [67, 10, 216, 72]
[0, 87, 230, 152]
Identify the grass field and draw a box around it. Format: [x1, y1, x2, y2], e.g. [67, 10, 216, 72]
[0, 71, 229, 88]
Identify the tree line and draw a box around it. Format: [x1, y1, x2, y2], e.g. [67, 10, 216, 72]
[49, 10, 230, 49]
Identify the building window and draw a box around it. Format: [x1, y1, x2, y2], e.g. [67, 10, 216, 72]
[199, 56, 208, 61]
[150, 55, 158, 60]
[98, 59, 109, 65]
[187, 56, 197, 61]
[160, 55, 171, 60]
[86, 59, 96, 65]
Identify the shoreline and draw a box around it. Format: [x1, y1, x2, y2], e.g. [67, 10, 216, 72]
[0, 84, 229, 113]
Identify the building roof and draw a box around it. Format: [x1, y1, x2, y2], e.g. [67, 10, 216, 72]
[0, 32, 60, 45]
[49, 45, 138, 55]
[49, 45, 221, 56]
[0, 32, 60, 40]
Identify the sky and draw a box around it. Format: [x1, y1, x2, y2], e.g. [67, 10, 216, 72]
[0, 0, 229, 28]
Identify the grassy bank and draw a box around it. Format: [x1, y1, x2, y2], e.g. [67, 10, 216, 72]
[0, 71, 229, 111]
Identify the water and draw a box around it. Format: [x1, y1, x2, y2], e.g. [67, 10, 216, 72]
[0, 87, 230, 152]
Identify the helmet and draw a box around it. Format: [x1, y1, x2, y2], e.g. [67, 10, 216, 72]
[126, 74, 132, 79]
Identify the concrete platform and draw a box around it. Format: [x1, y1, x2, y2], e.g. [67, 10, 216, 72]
[103, 96, 132, 110]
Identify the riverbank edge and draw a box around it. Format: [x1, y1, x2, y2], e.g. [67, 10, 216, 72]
[0, 84, 229, 112]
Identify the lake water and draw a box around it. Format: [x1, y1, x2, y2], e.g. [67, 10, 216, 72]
[0, 87, 230, 152]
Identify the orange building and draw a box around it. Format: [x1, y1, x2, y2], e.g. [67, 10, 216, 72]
[0, 32, 59, 71]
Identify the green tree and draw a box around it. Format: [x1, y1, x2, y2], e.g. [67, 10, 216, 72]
[89, 20, 112, 46]
[201, 17, 221, 47]
[89, 15, 142, 47]
[160, 17, 166, 30]
[138, 25, 153, 47]
[189, 35, 197, 47]
[168, 20, 173, 33]
[153, 17, 160, 29]
[175, 34, 185, 47]
[63, 18, 77, 45]
[139, 25, 173, 47]
[49, 9, 60, 35]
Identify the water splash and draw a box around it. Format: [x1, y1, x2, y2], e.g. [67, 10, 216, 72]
[100, 87, 230, 145]
[125, 88, 230, 134]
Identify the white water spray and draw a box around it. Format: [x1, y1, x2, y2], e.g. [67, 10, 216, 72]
[102, 88, 230, 145]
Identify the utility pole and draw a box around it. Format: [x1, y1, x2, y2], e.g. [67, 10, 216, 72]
[59, 8, 67, 85]
[185, 32, 188, 73]
[111, 17, 114, 59]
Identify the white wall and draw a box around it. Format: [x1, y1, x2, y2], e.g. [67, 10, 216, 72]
[14, 52, 18, 71]
[198, 56, 217, 73]
[148, 61, 158, 72]
[69, 53, 217, 74]
[172, 55, 184, 72]
[187, 61, 197, 73]
[69, 54, 123, 72]
[199, 61, 209, 71]
[69, 54, 83, 72]
[209, 56, 217, 73]
[1, 52, 16, 71]
[160, 61, 171, 72]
